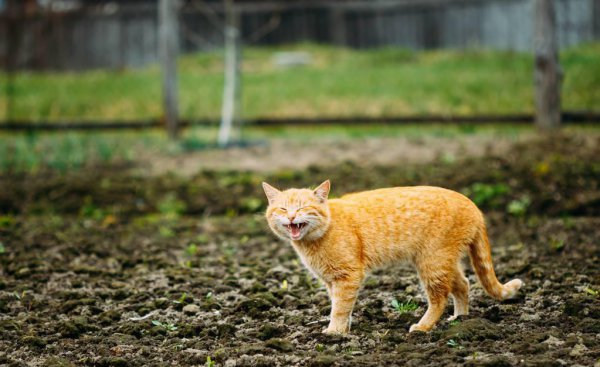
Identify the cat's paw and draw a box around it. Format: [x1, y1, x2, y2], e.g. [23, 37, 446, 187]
[409, 324, 430, 333]
[322, 327, 347, 335]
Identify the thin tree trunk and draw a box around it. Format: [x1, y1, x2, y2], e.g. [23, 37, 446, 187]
[218, 0, 242, 148]
[159, 0, 180, 139]
[534, 0, 561, 130]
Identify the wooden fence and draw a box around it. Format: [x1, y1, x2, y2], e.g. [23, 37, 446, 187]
[1, 0, 599, 71]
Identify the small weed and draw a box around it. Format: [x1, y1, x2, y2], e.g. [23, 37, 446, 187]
[449, 319, 460, 327]
[561, 216, 575, 229]
[315, 343, 325, 352]
[151, 320, 178, 332]
[159, 226, 175, 238]
[343, 346, 355, 355]
[185, 243, 198, 257]
[390, 298, 419, 314]
[507, 196, 531, 217]
[0, 242, 5, 254]
[281, 279, 288, 290]
[583, 285, 599, 297]
[0, 216, 14, 228]
[462, 183, 509, 208]
[79, 197, 105, 220]
[447, 339, 460, 348]
[550, 238, 565, 251]
[206, 292, 213, 300]
[205, 356, 215, 367]
[158, 193, 186, 218]
[173, 292, 188, 304]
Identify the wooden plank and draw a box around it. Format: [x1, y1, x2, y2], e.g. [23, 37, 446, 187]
[2, 112, 599, 131]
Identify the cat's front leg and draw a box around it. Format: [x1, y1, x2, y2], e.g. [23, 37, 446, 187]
[323, 276, 362, 334]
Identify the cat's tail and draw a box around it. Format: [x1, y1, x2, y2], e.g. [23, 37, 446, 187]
[468, 225, 523, 300]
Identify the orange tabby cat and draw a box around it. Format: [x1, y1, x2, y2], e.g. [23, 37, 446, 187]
[262, 180, 523, 334]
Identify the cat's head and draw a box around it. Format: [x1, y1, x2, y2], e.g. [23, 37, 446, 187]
[262, 180, 331, 242]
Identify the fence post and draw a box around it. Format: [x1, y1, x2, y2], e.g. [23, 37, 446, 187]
[330, 8, 346, 46]
[594, 0, 600, 40]
[218, 0, 242, 148]
[4, 0, 22, 123]
[159, 0, 180, 139]
[534, 0, 561, 130]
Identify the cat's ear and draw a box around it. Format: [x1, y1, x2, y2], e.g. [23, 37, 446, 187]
[262, 182, 281, 205]
[313, 180, 330, 202]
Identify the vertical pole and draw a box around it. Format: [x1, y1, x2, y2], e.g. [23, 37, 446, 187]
[159, 0, 179, 139]
[594, 0, 600, 40]
[218, 0, 241, 148]
[5, 0, 19, 123]
[534, 0, 561, 130]
[330, 8, 346, 46]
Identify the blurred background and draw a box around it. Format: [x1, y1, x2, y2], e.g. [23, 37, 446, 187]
[0, 0, 599, 173]
[1, 1, 600, 365]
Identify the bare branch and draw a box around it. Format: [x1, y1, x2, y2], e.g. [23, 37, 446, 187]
[245, 13, 282, 44]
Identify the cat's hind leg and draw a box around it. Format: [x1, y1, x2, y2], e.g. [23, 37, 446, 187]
[410, 264, 452, 332]
[448, 265, 469, 321]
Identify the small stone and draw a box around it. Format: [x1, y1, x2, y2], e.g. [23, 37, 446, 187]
[520, 313, 541, 322]
[569, 343, 588, 357]
[264, 338, 294, 352]
[258, 323, 285, 340]
[182, 304, 200, 315]
[309, 355, 337, 367]
[542, 335, 565, 347]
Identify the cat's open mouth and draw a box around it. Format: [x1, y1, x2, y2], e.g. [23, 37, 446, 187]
[286, 223, 307, 239]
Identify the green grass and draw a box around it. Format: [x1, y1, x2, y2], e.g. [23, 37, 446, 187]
[390, 298, 419, 314]
[2, 124, 600, 173]
[1, 43, 599, 122]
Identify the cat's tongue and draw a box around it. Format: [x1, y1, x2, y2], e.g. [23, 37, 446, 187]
[290, 224, 301, 238]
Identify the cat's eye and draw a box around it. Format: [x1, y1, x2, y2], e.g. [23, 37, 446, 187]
[277, 207, 287, 211]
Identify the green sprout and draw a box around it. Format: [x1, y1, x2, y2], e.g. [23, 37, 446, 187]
[583, 285, 599, 297]
[185, 243, 198, 257]
[390, 298, 419, 314]
[447, 339, 459, 348]
[173, 292, 187, 304]
[152, 320, 178, 332]
[550, 238, 565, 251]
[507, 196, 531, 217]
